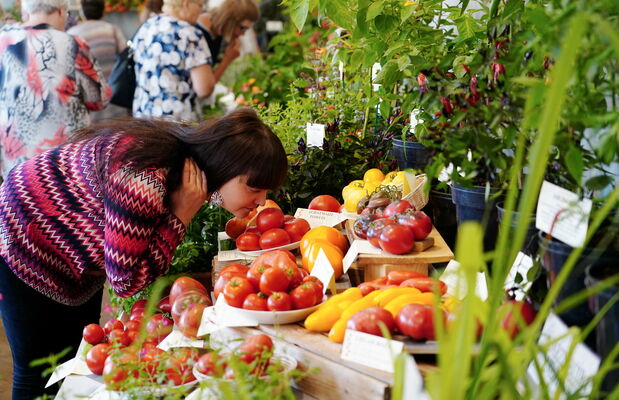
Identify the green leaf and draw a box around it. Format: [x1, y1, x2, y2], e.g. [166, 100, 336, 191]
[585, 175, 613, 191]
[379, 100, 391, 120]
[374, 15, 397, 34]
[596, 131, 618, 165]
[366, 1, 384, 21]
[401, 2, 416, 22]
[453, 55, 474, 78]
[290, 0, 310, 32]
[455, 15, 478, 39]
[565, 144, 584, 187]
[501, 0, 523, 20]
[325, 2, 356, 31]
[397, 55, 411, 71]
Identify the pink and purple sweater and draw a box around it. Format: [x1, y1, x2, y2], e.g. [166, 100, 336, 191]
[0, 133, 185, 306]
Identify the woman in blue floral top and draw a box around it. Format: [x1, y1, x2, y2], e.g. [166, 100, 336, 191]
[132, 0, 215, 122]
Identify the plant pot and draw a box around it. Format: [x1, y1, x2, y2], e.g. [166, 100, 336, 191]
[428, 189, 457, 251]
[538, 232, 619, 328]
[451, 184, 500, 251]
[585, 263, 619, 392]
[391, 139, 430, 171]
[496, 202, 539, 257]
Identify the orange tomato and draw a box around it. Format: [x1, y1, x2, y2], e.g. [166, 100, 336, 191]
[301, 240, 344, 280]
[300, 226, 348, 254]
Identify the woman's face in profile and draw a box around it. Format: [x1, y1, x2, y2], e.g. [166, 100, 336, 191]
[217, 175, 267, 218]
[233, 19, 253, 40]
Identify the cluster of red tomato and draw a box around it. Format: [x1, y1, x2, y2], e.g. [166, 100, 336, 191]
[235, 207, 311, 252]
[214, 250, 324, 311]
[353, 200, 433, 254]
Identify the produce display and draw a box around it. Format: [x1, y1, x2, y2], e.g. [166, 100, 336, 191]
[341, 169, 415, 213]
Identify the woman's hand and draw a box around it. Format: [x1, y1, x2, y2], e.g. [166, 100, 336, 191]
[223, 38, 241, 62]
[170, 158, 209, 227]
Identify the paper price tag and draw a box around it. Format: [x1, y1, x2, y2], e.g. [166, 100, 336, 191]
[46, 358, 76, 387]
[214, 295, 259, 327]
[409, 109, 422, 132]
[526, 313, 600, 398]
[505, 252, 534, 300]
[440, 259, 488, 300]
[265, 20, 284, 32]
[371, 62, 382, 91]
[356, 239, 382, 255]
[310, 249, 336, 294]
[293, 208, 348, 229]
[197, 306, 221, 336]
[342, 241, 360, 273]
[306, 123, 326, 148]
[218, 250, 248, 262]
[157, 330, 204, 352]
[536, 181, 592, 248]
[341, 330, 404, 373]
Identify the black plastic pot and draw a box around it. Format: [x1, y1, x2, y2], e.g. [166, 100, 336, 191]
[539, 232, 619, 328]
[585, 263, 619, 392]
[496, 202, 539, 257]
[451, 184, 500, 251]
[391, 139, 430, 171]
[428, 190, 457, 251]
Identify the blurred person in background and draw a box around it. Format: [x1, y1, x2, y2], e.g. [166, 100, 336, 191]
[0, 0, 110, 182]
[68, 0, 129, 121]
[131, 0, 214, 122]
[138, 0, 162, 23]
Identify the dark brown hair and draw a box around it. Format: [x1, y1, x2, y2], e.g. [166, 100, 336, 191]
[69, 108, 287, 195]
[211, 0, 259, 41]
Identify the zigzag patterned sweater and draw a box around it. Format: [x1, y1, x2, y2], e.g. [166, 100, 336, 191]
[0, 133, 185, 305]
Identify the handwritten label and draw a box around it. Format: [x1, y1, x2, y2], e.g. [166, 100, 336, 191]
[341, 330, 404, 373]
[310, 249, 336, 294]
[54, 375, 104, 399]
[265, 20, 284, 32]
[371, 63, 382, 91]
[439, 259, 488, 300]
[217, 249, 248, 262]
[157, 330, 204, 352]
[306, 123, 326, 148]
[526, 313, 600, 398]
[536, 181, 592, 248]
[505, 252, 534, 301]
[294, 208, 348, 229]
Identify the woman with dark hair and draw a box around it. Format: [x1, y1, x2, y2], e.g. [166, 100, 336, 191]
[0, 108, 287, 399]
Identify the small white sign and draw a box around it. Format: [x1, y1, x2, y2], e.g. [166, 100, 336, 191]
[197, 306, 221, 337]
[306, 123, 326, 148]
[440, 260, 488, 300]
[341, 330, 404, 373]
[371, 63, 382, 91]
[293, 208, 348, 229]
[46, 358, 77, 388]
[356, 239, 383, 255]
[536, 181, 592, 248]
[339, 61, 344, 81]
[505, 252, 534, 301]
[46, 340, 93, 387]
[343, 240, 383, 273]
[402, 355, 430, 400]
[157, 330, 204, 352]
[310, 249, 335, 294]
[409, 109, 422, 132]
[217, 249, 248, 262]
[265, 20, 284, 32]
[526, 313, 600, 399]
[214, 295, 259, 327]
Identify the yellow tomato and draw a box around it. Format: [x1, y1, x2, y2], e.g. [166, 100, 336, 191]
[362, 182, 379, 196]
[300, 226, 349, 254]
[301, 240, 344, 279]
[382, 171, 399, 185]
[363, 168, 385, 184]
[389, 171, 411, 195]
[343, 188, 366, 213]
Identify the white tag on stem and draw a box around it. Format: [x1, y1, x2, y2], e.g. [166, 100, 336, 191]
[341, 330, 404, 373]
[306, 123, 326, 148]
[310, 249, 336, 294]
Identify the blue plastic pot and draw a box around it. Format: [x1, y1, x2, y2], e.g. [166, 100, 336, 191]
[391, 139, 430, 171]
[496, 202, 539, 257]
[451, 184, 500, 250]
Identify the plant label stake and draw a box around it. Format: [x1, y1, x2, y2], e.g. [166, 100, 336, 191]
[504, 252, 534, 300]
[310, 249, 336, 294]
[306, 123, 326, 148]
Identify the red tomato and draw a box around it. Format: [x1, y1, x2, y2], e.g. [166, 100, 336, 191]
[195, 352, 226, 377]
[283, 214, 294, 222]
[178, 303, 207, 339]
[237, 334, 274, 364]
[353, 214, 376, 239]
[103, 319, 124, 335]
[163, 348, 199, 385]
[103, 350, 139, 390]
[267, 292, 292, 311]
[129, 308, 145, 322]
[171, 290, 212, 324]
[259, 228, 291, 250]
[223, 276, 255, 308]
[225, 217, 249, 239]
[145, 313, 174, 343]
[396, 304, 443, 340]
[130, 299, 148, 315]
[386, 270, 427, 285]
[383, 200, 414, 218]
[242, 293, 269, 311]
[139, 343, 166, 377]
[157, 296, 171, 313]
[249, 250, 297, 269]
[259, 266, 291, 295]
[347, 307, 395, 337]
[358, 282, 378, 296]
[86, 343, 110, 375]
[302, 276, 324, 300]
[219, 264, 249, 277]
[308, 195, 341, 212]
[283, 218, 311, 242]
[366, 218, 396, 248]
[109, 328, 132, 347]
[246, 263, 271, 289]
[500, 300, 536, 339]
[83, 323, 105, 345]
[256, 208, 285, 233]
[378, 224, 415, 254]
[236, 232, 261, 251]
[396, 210, 432, 240]
[169, 276, 207, 306]
[124, 320, 140, 332]
[214, 268, 248, 300]
[282, 265, 304, 290]
[245, 225, 261, 235]
[400, 277, 448, 295]
[290, 283, 317, 309]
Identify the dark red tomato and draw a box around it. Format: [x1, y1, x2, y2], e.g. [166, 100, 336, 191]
[163, 348, 199, 385]
[214, 270, 247, 300]
[236, 232, 261, 251]
[169, 276, 207, 306]
[396, 304, 444, 340]
[259, 266, 290, 295]
[146, 313, 173, 343]
[259, 228, 291, 250]
[283, 214, 294, 222]
[256, 207, 285, 233]
[225, 217, 249, 239]
[245, 225, 261, 235]
[219, 264, 249, 277]
[103, 319, 124, 335]
[83, 323, 105, 345]
[281, 265, 304, 290]
[347, 307, 395, 337]
[109, 328, 132, 347]
[242, 293, 269, 311]
[246, 264, 271, 289]
[157, 296, 171, 313]
[353, 214, 376, 239]
[103, 350, 139, 390]
[178, 303, 207, 339]
[86, 343, 110, 375]
[396, 210, 432, 240]
[238, 334, 274, 364]
[358, 282, 378, 296]
[124, 320, 141, 332]
[249, 250, 297, 269]
[223, 276, 255, 308]
[366, 218, 396, 248]
[500, 300, 536, 339]
[139, 343, 166, 377]
[130, 299, 148, 315]
[382, 200, 414, 218]
[195, 352, 226, 377]
[302, 277, 324, 301]
[400, 277, 448, 295]
[267, 292, 292, 311]
[171, 290, 211, 323]
[290, 283, 317, 309]
[284, 218, 311, 242]
[378, 224, 415, 254]
[308, 195, 341, 212]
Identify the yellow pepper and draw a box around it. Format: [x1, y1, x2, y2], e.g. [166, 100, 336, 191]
[328, 318, 348, 343]
[384, 292, 437, 317]
[305, 299, 354, 332]
[374, 287, 421, 307]
[318, 287, 363, 310]
[328, 290, 383, 343]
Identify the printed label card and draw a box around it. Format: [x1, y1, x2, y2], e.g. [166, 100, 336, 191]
[341, 330, 404, 373]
